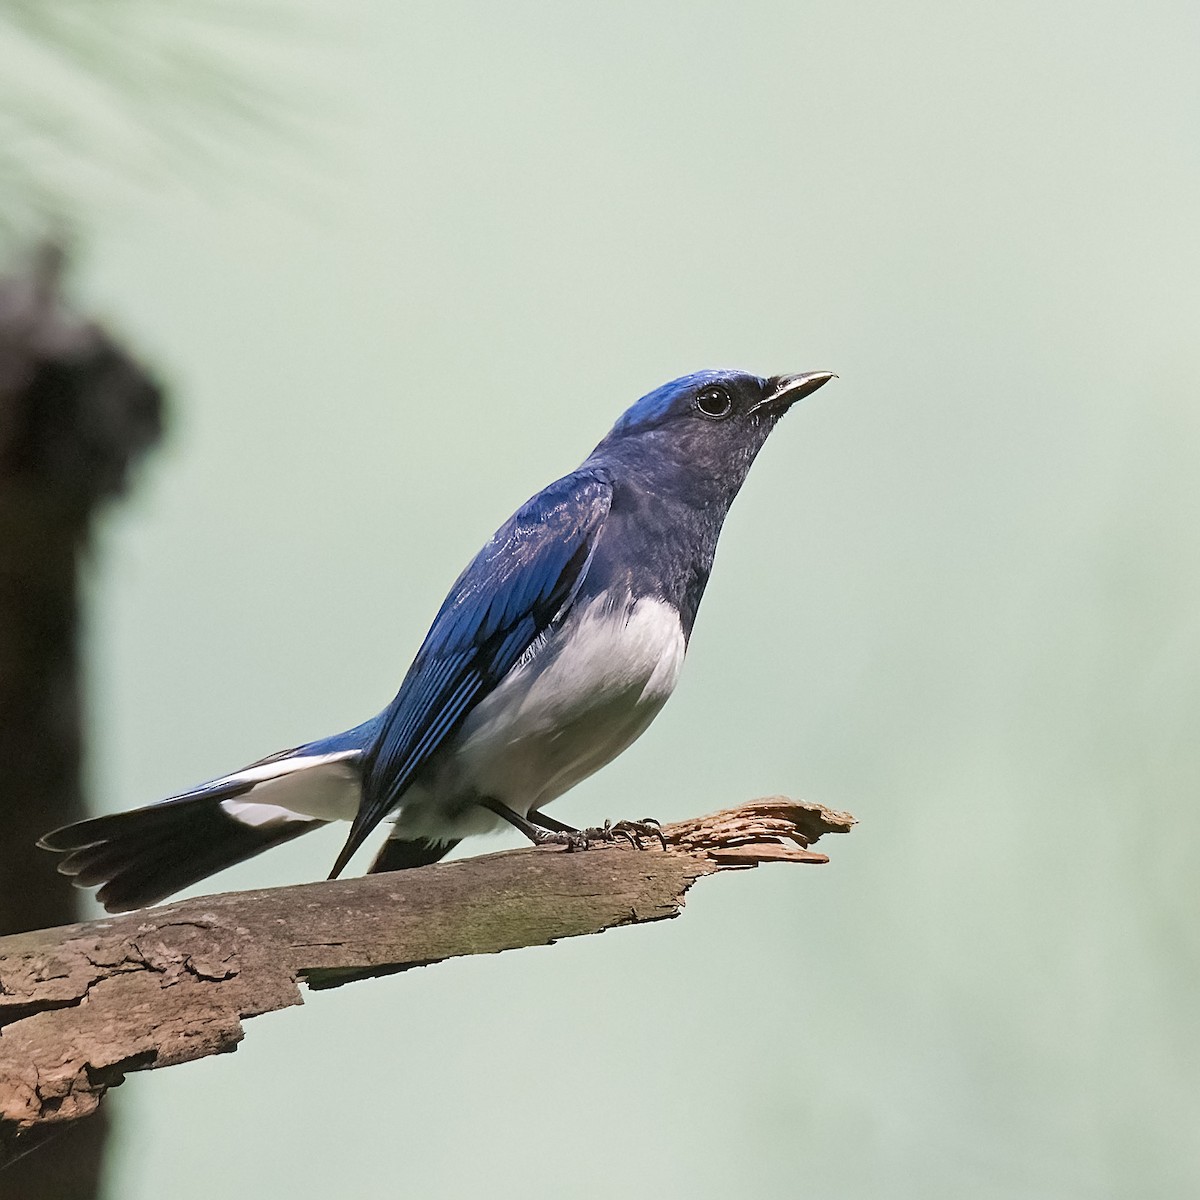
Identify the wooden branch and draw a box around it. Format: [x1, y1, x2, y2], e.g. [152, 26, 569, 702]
[0, 797, 853, 1160]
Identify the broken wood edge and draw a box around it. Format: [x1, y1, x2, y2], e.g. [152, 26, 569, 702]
[0, 796, 854, 1153]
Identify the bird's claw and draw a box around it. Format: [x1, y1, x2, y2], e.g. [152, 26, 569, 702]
[608, 817, 667, 851]
[543, 817, 667, 852]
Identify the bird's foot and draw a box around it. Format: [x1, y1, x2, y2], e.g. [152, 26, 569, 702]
[527, 817, 667, 853]
[613, 817, 668, 850]
[578, 817, 667, 851]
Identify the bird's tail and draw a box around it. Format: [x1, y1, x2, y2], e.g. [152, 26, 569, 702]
[40, 795, 325, 913]
[40, 740, 366, 912]
[367, 833, 460, 873]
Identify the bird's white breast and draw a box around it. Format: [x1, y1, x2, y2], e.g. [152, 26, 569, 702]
[395, 593, 686, 838]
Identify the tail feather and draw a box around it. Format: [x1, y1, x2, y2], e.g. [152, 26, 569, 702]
[59, 834, 182, 888]
[368, 835, 459, 874]
[38, 781, 258, 852]
[39, 737, 370, 912]
[99, 813, 323, 912]
[36, 716, 477, 910]
[44, 797, 326, 913]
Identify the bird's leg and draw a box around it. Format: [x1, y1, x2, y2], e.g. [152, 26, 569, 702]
[481, 800, 666, 853]
[479, 797, 588, 850]
[526, 808, 580, 835]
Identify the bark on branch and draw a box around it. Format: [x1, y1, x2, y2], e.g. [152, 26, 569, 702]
[0, 797, 853, 1161]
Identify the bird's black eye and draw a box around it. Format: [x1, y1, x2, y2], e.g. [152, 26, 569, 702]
[695, 385, 733, 419]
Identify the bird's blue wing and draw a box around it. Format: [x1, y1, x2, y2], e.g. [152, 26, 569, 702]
[329, 468, 613, 876]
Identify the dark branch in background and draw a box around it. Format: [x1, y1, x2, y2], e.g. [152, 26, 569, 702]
[0, 247, 163, 1195]
[0, 798, 855, 1165]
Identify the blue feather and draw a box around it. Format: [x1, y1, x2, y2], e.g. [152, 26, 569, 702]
[607, 369, 741, 437]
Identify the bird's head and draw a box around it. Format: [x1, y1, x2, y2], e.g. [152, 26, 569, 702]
[589, 368, 835, 504]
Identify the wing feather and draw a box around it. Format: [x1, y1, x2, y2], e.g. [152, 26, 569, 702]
[328, 469, 612, 876]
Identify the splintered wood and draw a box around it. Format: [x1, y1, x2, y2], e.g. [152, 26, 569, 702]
[663, 798, 854, 864]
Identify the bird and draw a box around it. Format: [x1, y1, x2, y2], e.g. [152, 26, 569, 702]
[39, 367, 835, 912]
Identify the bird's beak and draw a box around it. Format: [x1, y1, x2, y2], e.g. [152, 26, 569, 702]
[752, 370, 837, 413]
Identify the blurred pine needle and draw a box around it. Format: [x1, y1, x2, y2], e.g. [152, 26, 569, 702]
[0, 0, 333, 244]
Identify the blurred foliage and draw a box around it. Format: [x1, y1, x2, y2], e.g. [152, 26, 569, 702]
[0, 0, 316, 247]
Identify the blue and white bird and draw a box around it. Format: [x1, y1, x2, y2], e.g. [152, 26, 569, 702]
[40, 368, 834, 911]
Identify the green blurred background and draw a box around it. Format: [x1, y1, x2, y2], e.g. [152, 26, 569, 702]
[7, 0, 1200, 1195]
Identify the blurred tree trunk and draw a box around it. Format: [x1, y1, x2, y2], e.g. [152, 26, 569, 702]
[0, 246, 163, 1198]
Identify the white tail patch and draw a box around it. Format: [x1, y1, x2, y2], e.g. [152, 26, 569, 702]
[217, 751, 362, 824]
[220, 800, 307, 828]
